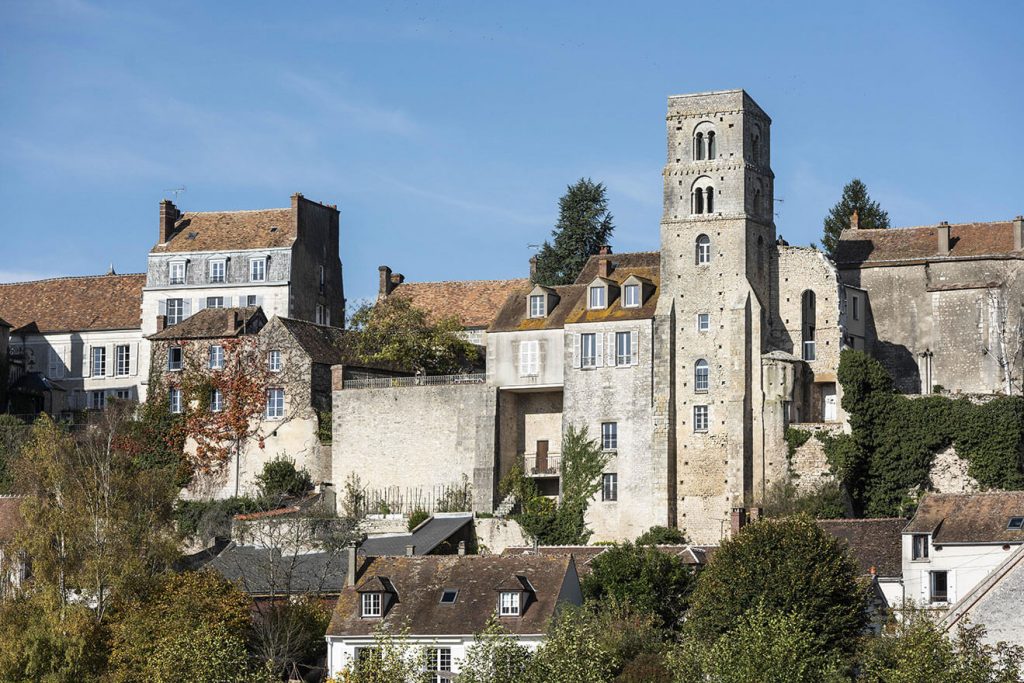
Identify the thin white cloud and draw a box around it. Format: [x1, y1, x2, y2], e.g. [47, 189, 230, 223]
[278, 71, 421, 138]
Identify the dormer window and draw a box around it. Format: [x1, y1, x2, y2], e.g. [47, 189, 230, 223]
[250, 257, 267, 282]
[623, 284, 640, 308]
[529, 294, 546, 318]
[169, 261, 186, 285]
[589, 286, 606, 310]
[361, 592, 382, 617]
[499, 591, 520, 616]
[209, 259, 226, 283]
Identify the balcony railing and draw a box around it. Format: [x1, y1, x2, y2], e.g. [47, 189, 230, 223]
[342, 373, 485, 390]
[524, 453, 561, 477]
[802, 340, 817, 361]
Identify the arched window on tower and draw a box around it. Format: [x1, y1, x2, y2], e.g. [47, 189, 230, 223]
[751, 124, 761, 165]
[801, 290, 816, 361]
[705, 187, 714, 213]
[694, 132, 704, 161]
[707, 131, 716, 159]
[695, 359, 709, 392]
[696, 234, 711, 265]
[694, 188, 704, 214]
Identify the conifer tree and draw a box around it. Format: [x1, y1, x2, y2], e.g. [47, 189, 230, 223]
[821, 178, 890, 257]
[533, 178, 615, 286]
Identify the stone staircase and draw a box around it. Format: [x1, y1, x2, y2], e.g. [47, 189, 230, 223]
[493, 493, 518, 518]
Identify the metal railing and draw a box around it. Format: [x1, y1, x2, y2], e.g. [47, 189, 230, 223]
[524, 453, 561, 476]
[342, 373, 486, 390]
[802, 340, 817, 361]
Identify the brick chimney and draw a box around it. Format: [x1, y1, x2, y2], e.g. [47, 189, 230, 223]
[346, 545, 356, 587]
[597, 257, 611, 279]
[378, 266, 394, 297]
[599, 245, 612, 255]
[937, 221, 951, 255]
[850, 209, 859, 230]
[730, 507, 748, 537]
[1014, 216, 1023, 251]
[159, 199, 179, 243]
[156, 314, 167, 331]
[529, 255, 538, 282]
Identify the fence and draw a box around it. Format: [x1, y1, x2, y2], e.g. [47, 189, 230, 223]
[352, 481, 474, 516]
[342, 373, 486, 390]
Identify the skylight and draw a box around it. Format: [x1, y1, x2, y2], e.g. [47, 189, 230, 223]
[1008, 516, 1024, 531]
[440, 589, 458, 604]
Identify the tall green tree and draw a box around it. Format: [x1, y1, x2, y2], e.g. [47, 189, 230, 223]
[821, 178, 890, 256]
[533, 178, 615, 286]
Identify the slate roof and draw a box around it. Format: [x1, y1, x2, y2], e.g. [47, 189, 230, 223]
[0, 496, 26, 545]
[204, 544, 349, 596]
[0, 316, 10, 328]
[325, 554, 575, 637]
[489, 252, 660, 333]
[905, 492, 1024, 545]
[0, 274, 145, 333]
[360, 513, 474, 557]
[152, 208, 296, 253]
[274, 317, 357, 365]
[501, 544, 711, 576]
[834, 220, 1022, 267]
[817, 518, 906, 578]
[389, 278, 530, 328]
[148, 306, 265, 340]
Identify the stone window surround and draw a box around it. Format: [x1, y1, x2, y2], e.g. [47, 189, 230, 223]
[209, 259, 226, 283]
[602, 472, 618, 502]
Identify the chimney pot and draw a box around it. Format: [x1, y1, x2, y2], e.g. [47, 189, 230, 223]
[598, 245, 612, 255]
[937, 222, 952, 255]
[1014, 216, 1023, 251]
[850, 210, 859, 230]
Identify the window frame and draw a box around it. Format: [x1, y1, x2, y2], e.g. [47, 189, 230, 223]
[1009, 517, 1024, 531]
[588, 286, 606, 310]
[268, 350, 282, 372]
[852, 295, 860, 321]
[529, 294, 546, 318]
[601, 421, 618, 451]
[266, 387, 285, 419]
[166, 298, 184, 326]
[499, 591, 520, 616]
[426, 647, 452, 683]
[912, 534, 930, 560]
[249, 257, 267, 282]
[697, 313, 710, 332]
[169, 387, 182, 414]
[361, 592, 382, 618]
[929, 570, 948, 603]
[602, 472, 618, 502]
[580, 333, 597, 368]
[209, 344, 224, 370]
[696, 235, 712, 265]
[169, 261, 186, 285]
[167, 346, 183, 372]
[615, 331, 633, 366]
[89, 390, 105, 411]
[210, 388, 223, 413]
[209, 259, 226, 284]
[693, 405, 709, 433]
[115, 344, 130, 376]
[623, 284, 641, 308]
[439, 589, 458, 604]
[91, 346, 106, 377]
[694, 359, 709, 393]
[206, 296, 224, 309]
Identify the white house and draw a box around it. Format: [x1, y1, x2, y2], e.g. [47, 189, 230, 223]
[324, 553, 581, 680]
[902, 492, 1024, 611]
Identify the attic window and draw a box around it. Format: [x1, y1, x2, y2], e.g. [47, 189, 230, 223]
[529, 294, 546, 318]
[269, 226, 279, 233]
[623, 284, 640, 308]
[499, 591, 520, 616]
[589, 286, 606, 310]
[1009, 517, 1024, 531]
[186, 232, 199, 240]
[361, 592, 382, 617]
[440, 589, 458, 604]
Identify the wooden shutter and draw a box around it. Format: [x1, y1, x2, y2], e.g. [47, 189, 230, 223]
[182, 299, 193, 318]
[631, 330, 639, 366]
[572, 333, 581, 368]
[158, 299, 167, 316]
[130, 342, 140, 376]
[196, 298, 206, 311]
[512, 340, 521, 376]
[608, 332, 617, 367]
[538, 340, 547, 375]
[594, 332, 604, 367]
[86, 345, 93, 377]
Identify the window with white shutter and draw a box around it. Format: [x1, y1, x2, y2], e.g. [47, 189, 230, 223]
[519, 340, 539, 377]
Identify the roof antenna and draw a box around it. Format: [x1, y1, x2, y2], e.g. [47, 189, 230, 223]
[163, 186, 186, 200]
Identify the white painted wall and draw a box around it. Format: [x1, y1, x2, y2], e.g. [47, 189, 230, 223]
[901, 533, 1021, 611]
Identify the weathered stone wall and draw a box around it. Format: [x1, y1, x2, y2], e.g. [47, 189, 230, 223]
[497, 390, 563, 486]
[474, 517, 529, 555]
[787, 423, 844, 492]
[290, 195, 345, 326]
[486, 329, 564, 388]
[331, 383, 498, 514]
[928, 446, 979, 494]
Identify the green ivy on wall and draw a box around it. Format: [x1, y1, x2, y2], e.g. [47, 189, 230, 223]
[821, 350, 1024, 517]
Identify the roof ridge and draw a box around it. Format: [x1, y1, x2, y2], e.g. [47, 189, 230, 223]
[0, 272, 146, 287]
[845, 220, 1010, 234]
[181, 207, 291, 215]
[398, 277, 530, 286]
[817, 517, 907, 522]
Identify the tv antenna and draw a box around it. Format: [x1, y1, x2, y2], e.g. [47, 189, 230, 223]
[164, 186, 186, 200]
[527, 243, 542, 251]
[774, 196, 784, 219]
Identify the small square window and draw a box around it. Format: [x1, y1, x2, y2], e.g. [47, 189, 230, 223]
[250, 258, 267, 282]
[114, 389, 131, 400]
[589, 286, 606, 309]
[912, 534, 929, 560]
[623, 284, 640, 308]
[1008, 517, 1024, 531]
[602, 473, 618, 501]
[601, 422, 617, 450]
[361, 592, 382, 617]
[206, 296, 224, 309]
[440, 589, 458, 604]
[499, 591, 520, 616]
[529, 294, 546, 318]
[697, 313, 710, 332]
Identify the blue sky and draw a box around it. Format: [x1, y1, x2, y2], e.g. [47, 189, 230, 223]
[2, 1, 1022, 305]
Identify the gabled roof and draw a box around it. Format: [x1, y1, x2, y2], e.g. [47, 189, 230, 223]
[152, 208, 296, 253]
[326, 554, 575, 638]
[905, 492, 1024, 545]
[817, 518, 906, 578]
[203, 544, 348, 596]
[388, 278, 530, 329]
[0, 273, 145, 333]
[148, 306, 264, 340]
[501, 543, 712, 576]
[0, 496, 26, 545]
[574, 251, 660, 283]
[273, 317, 356, 365]
[834, 220, 1022, 267]
[360, 513, 473, 557]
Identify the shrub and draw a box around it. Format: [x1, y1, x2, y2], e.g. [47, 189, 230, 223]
[407, 508, 429, 531]
[582, 543, 694, 628]
[255, 457, 313, 501]
[635, 525, 688, 545]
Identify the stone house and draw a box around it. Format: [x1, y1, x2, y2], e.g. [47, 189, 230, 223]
[140, 193, 345, 400]
[901, 492, 1024, 611]
[324, 554, 582, 679]
[0, 273, 146, 415]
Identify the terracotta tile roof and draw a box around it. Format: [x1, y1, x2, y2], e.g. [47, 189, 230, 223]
[489, 253, 660, 333]
[325, 554, 575, 637]
[834, 220, 1022, 267]
[817, 518, 907, 578]
[905, 492, 1024, 545]
[389, 278, 530, 329]
[148, 306, 265, 340]
[152, 208, 296, 253]
[501, 543, 710, 577]
[0, 496, 26, 545]
[0, 274, 145, 333]
[274, 318, 357, 365]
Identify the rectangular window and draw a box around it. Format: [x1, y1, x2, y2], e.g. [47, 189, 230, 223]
[168, 346, 183, 371]
[246, 295, 258, 307]
[697, 313, 710, 332]
[529, 294, 545, 318]
[602, 473, 618, 501]
[316, 303, 329, 325]
[266, 388, 285, 419]
[206, 296, 224, 309]
[250, 258, 267, 282]
[1009, 517, 1024, 531]
[623, 284, 640, 308]
[210, 260, 226, 283]
[210, 389, 223, 413]
[601, 421, 618, 450]
[319, 265, 326, 294]
[852, 295, 860, 321]
[89, 390, 105, 410]
[581, 333, 597, 368]
[695, 361, 709, 392]
[929, 570, 948, 603]
[166, 298, 184, 326]
[589, 286, 606, 309]
[209, 345, 224, 369]
[694, 405, 709, 432]
[114, 389, 130, 400]
[361, 592, 382, 617]
[115, 344, 130, 376]
[268, 350, 282, 372]
[499, 591, 520, 616]
[91, 346, 106, 377]
[912, 534, 929, 560]
[426, 648, 452, 683]
[519, 340, 539, 377]
[169, 261, 185, 285]
[615, 331, 632, 365]
[169, 388, 182, 414]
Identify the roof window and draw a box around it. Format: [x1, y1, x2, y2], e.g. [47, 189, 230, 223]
[1008, 517, 1024, 531]
[440, 589, 458, 604]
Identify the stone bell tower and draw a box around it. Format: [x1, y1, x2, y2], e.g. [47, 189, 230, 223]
[653, 90, 776, 543]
